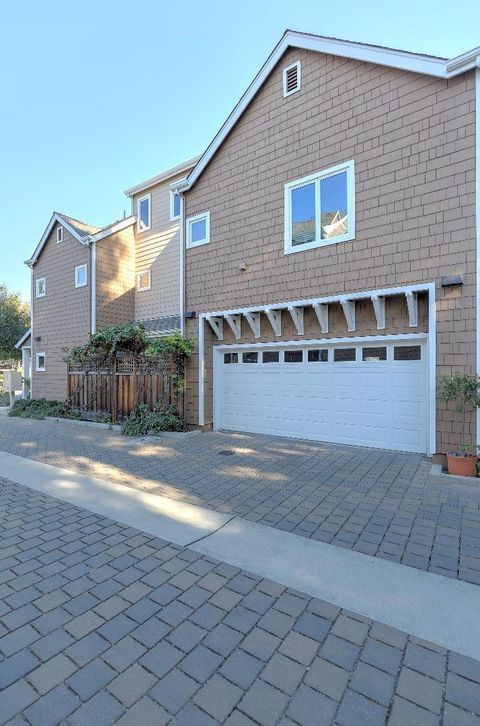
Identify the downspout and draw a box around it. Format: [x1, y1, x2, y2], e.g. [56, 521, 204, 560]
[90, 240, 96, 334]
[179, 193, 185, 335]
[476, 58, 480, 445]
[29, 264, 34, 399]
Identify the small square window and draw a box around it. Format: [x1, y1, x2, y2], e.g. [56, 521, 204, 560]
[36, 353, 46, 371]
[137, 194, 151, 231]
[187, 212, 210, 248]
[362, 347, 386, 361]
[334, 348, 356, 362]
[170, 191, 181, 221]
[75, 264, 87, 288]
[242, 352, 258, 364]
[262, 351, 280, 363]
[35, 277, 46, 298]
[394, 345, 421, 361]
[137, 270, 151, 292]
[284, 350, 303, 363]
[308, 349, 328, 362]
[224, 352, 238, 364]
[56, 226, 63, 243]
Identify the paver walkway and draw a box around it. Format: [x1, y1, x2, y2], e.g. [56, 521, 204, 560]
[1, 476, 480, 725]
[2, 417, 480, 585]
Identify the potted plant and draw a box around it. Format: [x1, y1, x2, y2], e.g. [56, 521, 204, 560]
[437, 372, 480, 476]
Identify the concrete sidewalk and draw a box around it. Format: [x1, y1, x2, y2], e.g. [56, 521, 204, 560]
[1, 449, 480, 662]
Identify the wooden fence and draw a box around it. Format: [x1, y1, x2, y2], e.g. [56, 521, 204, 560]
[68, 355, 181, 423]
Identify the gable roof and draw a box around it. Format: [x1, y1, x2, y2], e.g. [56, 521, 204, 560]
[172, 29, 480, 193]
[26, 212, 135, 267]
[15, 328, 31, 349]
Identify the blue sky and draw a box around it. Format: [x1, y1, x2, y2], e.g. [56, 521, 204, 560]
[1, 0, 479, 302]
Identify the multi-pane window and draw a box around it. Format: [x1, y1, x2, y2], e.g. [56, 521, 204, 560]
[137, 194, 151, 231]
[285, 161, 355, 253]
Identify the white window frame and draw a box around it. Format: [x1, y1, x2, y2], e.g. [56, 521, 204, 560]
[56, 226, 63, 243]
[137, 270, 151, 292]
[170, 191, 181, 221]
[35, 352, 46, 372]
[75, 264, 87, 288]
[137, 193, 151, 232]
[35, 277, 46, 298]
[283, 60, 301, 97]
[284, 160, 355, 255]
[186, 211, 210, 249]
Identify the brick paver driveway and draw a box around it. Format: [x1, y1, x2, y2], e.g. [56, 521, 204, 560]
[1, 416, 480, 585]
[1, 476, 480, 725]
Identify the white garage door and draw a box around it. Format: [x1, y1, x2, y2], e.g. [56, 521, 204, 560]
[215, 339, 427, 453]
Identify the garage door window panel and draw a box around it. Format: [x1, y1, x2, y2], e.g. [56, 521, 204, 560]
[362, 347, 387, 361]
[242, 352, 258, 363]
[394, 345, 422, 361]
[333, 348, 356, 362]
[284, 350, 303, 363]
[224, 353, 238, 364]
[308, 349, 328, 362]
[262, 351, 280, 363]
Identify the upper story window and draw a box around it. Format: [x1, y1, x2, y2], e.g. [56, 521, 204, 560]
[137, 270, 151, 292]
[35, 277, 46, 298]
[56, 226, 63, 243]
[137, 193, 151, 232]
[170, 191, 181, 221]
[75, 264, 87, 288]
[284, 160, 355, 255]
[186, 211, 210, 249]
[283, 61, 301, 97]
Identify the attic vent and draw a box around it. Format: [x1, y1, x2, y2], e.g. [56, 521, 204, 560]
[283, 61, 301, 97]
[56, 226, 63, 243]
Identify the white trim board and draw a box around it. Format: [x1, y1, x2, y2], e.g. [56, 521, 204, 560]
[171, 31, 480, 193]
[2, 450, 480, 660]
[476, 65, 480, 446]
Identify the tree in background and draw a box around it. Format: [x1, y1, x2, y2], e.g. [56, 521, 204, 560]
[0, 284, 30, 360]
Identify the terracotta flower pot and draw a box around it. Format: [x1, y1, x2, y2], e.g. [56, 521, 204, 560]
[446, 452, 477, 477]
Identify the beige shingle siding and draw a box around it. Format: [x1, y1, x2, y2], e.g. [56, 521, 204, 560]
[132, 175, 183, 323]
[183, 48, 476, 454]
[31, 224, 90, 401]
[95, 227, 136, 330]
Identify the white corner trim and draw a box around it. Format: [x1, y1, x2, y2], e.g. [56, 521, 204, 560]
[91, 242, 96, 334]
[179, 194, 185, 335]
[476, 63, 480, 446]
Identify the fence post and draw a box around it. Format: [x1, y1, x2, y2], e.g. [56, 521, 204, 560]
[111, 360, 117, 424]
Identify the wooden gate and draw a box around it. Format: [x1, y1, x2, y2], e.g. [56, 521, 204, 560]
[68, 355, 180, 422]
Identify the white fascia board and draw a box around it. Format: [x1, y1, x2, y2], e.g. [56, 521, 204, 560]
[213, 332, 428, 351]
[89, 216, 136, 243]
[183, 32, 479, 192]
[124, 156, 201, 198]
[15, 328, 31, 349]
[28, 212, 85, 266]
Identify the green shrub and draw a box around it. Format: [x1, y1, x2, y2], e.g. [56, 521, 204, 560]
[8, 398, 75, 420]
[121, 403, 185, 436]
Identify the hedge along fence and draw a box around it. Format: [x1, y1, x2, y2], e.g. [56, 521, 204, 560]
[65, 325, 195, 424]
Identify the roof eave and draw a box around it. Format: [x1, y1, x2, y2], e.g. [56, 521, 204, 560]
[124, 156, 201, 198]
